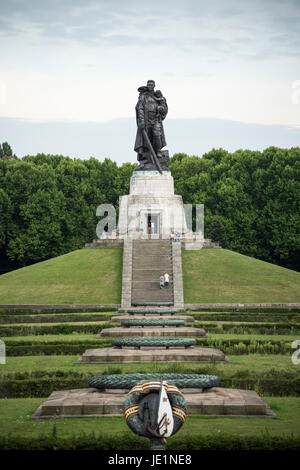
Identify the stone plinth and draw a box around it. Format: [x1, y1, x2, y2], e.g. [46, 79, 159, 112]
[117, 171, 196, 239]
[129, 171, 175, 196]
[96, 327, 207, 338]
[32, 387, 276, 419]
[77, 346, 229, 364]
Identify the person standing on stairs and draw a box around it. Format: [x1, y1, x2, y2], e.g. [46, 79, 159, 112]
[164, 272, 169, 287]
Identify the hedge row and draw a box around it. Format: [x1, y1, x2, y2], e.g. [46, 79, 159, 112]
[191, 313, 300, 322]
[1, 376, 299, 398]
[0, 314, 114, 324]
[194, 322, 300, 335]
[4, 337, 293, 356]
[0, 307, 118, 314]
[197, 338, 292, 355]
[1, 432, 300, 450]
[0, 322, 115, 336]
[5, 340, 110, 356]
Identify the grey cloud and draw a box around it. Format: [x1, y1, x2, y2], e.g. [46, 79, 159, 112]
[1, 0, 300, 60]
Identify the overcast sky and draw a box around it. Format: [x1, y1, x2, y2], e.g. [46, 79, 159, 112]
[0, 0, 299, 161]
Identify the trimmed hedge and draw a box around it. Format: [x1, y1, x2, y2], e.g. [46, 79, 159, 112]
[191, 312, 300, 322]
[4, 337, 293, 356]
[0, 314, 114, 324]
[196, 338, 292, 355]
[5, 339, 111, 356]
[194, 322, 300, 335]
[0, 307, 118, 314]
[1, 369, 299, 398]
[0, 322, 115, 337]
[1, 377, 299, 398]
[0, 432, 300, 450]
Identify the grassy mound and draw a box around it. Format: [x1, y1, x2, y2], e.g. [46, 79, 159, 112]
[0, 249, 122, 304]
[0, 247, 299, 305]
[182, 249, 300, 303]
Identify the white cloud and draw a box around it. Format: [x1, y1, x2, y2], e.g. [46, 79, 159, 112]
[0, 0, 299, 128]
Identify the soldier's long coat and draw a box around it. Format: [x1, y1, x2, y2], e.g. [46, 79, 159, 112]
[134, 92, 168, 153]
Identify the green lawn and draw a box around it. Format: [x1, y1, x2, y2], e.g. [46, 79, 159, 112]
[0, 249, 122, 304]
[0, 397, 299, 439]
[3, 332, 299, 344]
[0, 246, 299, 305]
[182, 248, 300, 303]
[0, 354, 297, 375]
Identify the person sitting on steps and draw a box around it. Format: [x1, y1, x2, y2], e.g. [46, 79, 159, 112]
[159, 275, 164, 289]
[164, 272, 169, 287]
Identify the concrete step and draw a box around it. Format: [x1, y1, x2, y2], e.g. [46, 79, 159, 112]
[97, 327, 208, 338]
[111, 315, 194, 322]
[132, 280, 173, 286]
[132, 270, 173, 281]
[132, 301, 174, 306]
[131, 239, 174, 306]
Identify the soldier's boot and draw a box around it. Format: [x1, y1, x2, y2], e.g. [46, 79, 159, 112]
[153, 136, 163, 158]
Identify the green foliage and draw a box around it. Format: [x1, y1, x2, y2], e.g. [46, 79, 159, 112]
[0, 321, 113, 337]
[182, 249, 300, 303]
[0, 313, 114, 324]
[0, 150, 135, 268]
[0, 368, 299, 398]
[0, 142, 17, 160]
[0, 144, 299, 271]
[191, 312, 300, 321]
[169, 146, 300, 271]
[0, 249, 122, 304]
[0, 429, 300, 450]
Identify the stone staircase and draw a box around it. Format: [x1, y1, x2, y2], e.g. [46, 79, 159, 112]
[131, 240, 174, 305]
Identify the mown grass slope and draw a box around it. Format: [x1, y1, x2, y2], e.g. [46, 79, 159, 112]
[0, 249, 122, 304]
[182, 248, 300, 303]
[0, 247, 299, 305]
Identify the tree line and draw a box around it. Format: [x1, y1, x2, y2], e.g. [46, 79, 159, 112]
[0, 142, 299, 272]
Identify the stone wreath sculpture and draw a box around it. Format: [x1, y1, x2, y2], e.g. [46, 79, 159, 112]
[124, 380, 187, 449]
[88, 373, 220, 390]
[122, 319, 185, 327]
[111, 337, 196, 349]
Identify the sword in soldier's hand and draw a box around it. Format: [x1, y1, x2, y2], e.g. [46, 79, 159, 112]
[142, 129, 163, 174]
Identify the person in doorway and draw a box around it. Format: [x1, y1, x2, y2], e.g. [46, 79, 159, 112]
[164, 272, 169, 287]
[151, 221, 155, 234]
[159, 275, 164, 289]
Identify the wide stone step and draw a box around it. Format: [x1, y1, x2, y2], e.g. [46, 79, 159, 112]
[111, 315, 194, 322]
[133, 261, 172, 266]
[132, 272, 173, 281]
[127, 309, 179, 314]
[132, 301, 174, 306]
[77, 347, 230, 365]
[33, 387, 273, 418]
[133, 241, 171, 244]
[132, 281, 173, 288]
[132, 296, 174, 303]
[97, 327, 207, 338]
[133, 253, 172, 257]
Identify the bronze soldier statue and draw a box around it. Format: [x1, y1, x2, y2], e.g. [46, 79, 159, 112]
[134, 80, 170, 172]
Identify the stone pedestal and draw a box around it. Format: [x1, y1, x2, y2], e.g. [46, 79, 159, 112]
[116, 171, 200, 240]
[96, 326, 207, 338]
[77, 346, 229, 364]
[32, 387, 276, 419]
